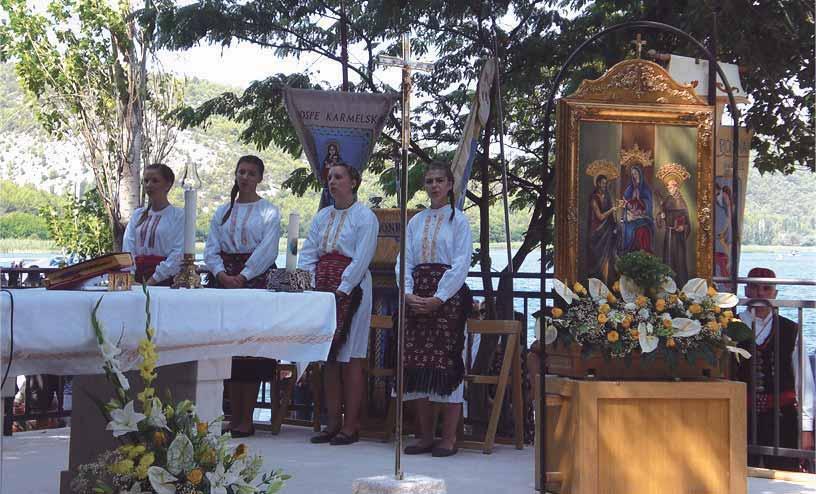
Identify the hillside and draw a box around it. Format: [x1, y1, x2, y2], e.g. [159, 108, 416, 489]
[0, 62, 814, 246]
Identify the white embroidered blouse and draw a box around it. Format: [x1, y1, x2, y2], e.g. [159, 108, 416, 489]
[122, 205, 185, 283]
[204, 198, 281, 281]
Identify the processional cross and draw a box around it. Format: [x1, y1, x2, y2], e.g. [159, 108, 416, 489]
[377, 33, 434, 481]
[631, 33, 647, 59]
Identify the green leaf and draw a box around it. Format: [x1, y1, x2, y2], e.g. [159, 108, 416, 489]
[725, 321, 753, 343]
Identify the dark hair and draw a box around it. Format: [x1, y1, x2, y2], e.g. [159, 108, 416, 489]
[595, 174, 607, 186]
[329, 162, 362, 194]
[137, 163, 176, 226]
[424, 161, 456, 220]
[222, 155, 265, 224]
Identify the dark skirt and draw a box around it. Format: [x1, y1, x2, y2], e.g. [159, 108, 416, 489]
[315, 252, 362, 361]
[404, 263, 472, 396]
[211, 252, 277, 382]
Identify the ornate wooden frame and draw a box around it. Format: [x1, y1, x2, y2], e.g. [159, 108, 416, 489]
[555, 59, 714, 285]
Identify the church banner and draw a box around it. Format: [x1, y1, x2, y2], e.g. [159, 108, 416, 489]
[451, 58, 497, 209]
[283, 88, 397, 205]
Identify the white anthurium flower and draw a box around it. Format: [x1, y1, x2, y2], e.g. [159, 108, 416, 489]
[726, 346, 751, 360]
[672, 318, 702, 338]
[552, 279, 577, 305]
[660, 312, 672, 322]
[147, 399, 169, 430]
[658, 277, 677, 296]
[714, 292, 739, 308]
[207, 462, 244, 494]
[619, 276, 642, 304]
[147, 466, 177, 494]
[638, 322, 658, 353]
[637, 308, 651, 320]
[588, 278, 610, 304]
[106, 401, 145, 437]
[682, 278, 708, 303]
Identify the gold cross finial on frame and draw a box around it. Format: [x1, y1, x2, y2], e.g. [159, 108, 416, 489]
[631, 33, 647, 59]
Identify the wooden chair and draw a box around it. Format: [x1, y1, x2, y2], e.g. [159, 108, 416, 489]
[359, 315, 397, 442]
[459, 319, 524, 454]
[265, 363, 321, 434]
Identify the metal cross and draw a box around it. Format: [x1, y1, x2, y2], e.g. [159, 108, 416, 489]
[631, 33, 647, 59]
[376, 33, 434, 482]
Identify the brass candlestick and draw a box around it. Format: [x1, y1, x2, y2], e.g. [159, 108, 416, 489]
[172, 253, 201, 289]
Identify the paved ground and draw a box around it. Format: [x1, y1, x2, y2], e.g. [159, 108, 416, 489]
[1, 426, 815, 493]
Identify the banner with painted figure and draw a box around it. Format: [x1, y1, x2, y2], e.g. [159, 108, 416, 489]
[714, 124, 751, 289]
[283, 88, 398, 207]
[451, 58, 497, 209]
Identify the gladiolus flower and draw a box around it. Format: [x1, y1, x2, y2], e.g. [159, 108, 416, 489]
[607, 330, 619, 342]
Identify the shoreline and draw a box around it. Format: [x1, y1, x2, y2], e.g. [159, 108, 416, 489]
[0, 238, 813, 255]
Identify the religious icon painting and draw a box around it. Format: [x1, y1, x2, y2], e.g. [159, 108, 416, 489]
[555, 58, 715, 287]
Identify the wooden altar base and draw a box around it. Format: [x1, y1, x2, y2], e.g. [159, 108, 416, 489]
[538, 376, 747, 494]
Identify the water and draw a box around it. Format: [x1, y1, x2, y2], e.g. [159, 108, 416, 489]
[2, 249, 815, 353]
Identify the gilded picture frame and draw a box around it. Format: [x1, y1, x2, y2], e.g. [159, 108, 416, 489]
[555, 59, 714, 287]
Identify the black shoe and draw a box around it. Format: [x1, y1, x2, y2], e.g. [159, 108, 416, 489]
[230, 426, 255, 438]
[310, 429, 339, 444]
[432, 446, 458, 457]
[329, 430, 359, 445]
[404, 442, 435, 455]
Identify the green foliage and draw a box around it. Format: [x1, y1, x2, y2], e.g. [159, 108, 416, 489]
[0, 211, 50, 239]
[742, 167, 816, 246]
[615, 251, 674, 292]
[40, 188, 112, 260]
[0, 180, 58, 214]
[724, 320, 753, 344]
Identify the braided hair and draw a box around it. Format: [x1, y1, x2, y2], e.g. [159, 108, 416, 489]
[424, 161, 456, 221]
[137, 163, 175, 227]
[221, 155, 265, 225]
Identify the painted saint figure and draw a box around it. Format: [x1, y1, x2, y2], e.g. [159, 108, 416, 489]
[584, 160, 621, 285]
[321, 142, 342, 184]
[656, 163, 692, 284]
[618, 164, 655, 254]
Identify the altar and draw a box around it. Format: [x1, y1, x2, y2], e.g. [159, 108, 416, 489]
[0, 286, 337, 493]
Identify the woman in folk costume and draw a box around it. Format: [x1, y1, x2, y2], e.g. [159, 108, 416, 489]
[398, 162, 472, 458]
[122, 163, 184, 286]
[204, 155, 281, 438]
[299, 163, 379, 446]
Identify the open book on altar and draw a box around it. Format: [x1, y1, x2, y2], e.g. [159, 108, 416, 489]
[44, 253, 133, 290]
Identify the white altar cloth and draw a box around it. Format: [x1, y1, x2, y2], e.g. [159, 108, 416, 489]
[0, 287, 336, 376]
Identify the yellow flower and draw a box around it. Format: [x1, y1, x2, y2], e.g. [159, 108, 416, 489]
[139, 452, 154, 468]
[666, 337, 676, 348]
[187, 468, 204, 485]
[146, 326, 155, 339]
[597, 313, 608, 325]
[607, 330, 620, 343]
[606, 293, 617, 304]
[551, 307, 564, 319]
[712, 306, 721, 314]
[165, 405, 174, 419]
[234, 443, 248, 460]
[137, 388, 155, 403]
[621, 317, 632, 330]
[667, 294, 678, 305]
[706, 321, 720, 333]
[135, 452, 154, 479]
[689, 304, 702, 315]
[153, 431, 167, 447]
[679, 292, 688, 301]
[599, 303, 611, 314]
[573, 282, 586, 295]
[612, 281, 620, 293]
[707, 286, 717, 297]
[662, 318, 673, 329]
[109, 459, 135, 476]
[629, 329, 639, 338]
[655, 299, 666, 312]
[135, 464, 149, 480]
[199, 447, 216, 466]
[197, 422, 209, 436]
[636, 295, 649, 308]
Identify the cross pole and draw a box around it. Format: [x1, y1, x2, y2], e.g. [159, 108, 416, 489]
[631, 33, 647, 58]
[377, 33, 434, 481]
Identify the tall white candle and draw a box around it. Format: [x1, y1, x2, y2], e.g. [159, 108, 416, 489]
[183, 188, 196, 255]
[286, 212, 299, 271]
